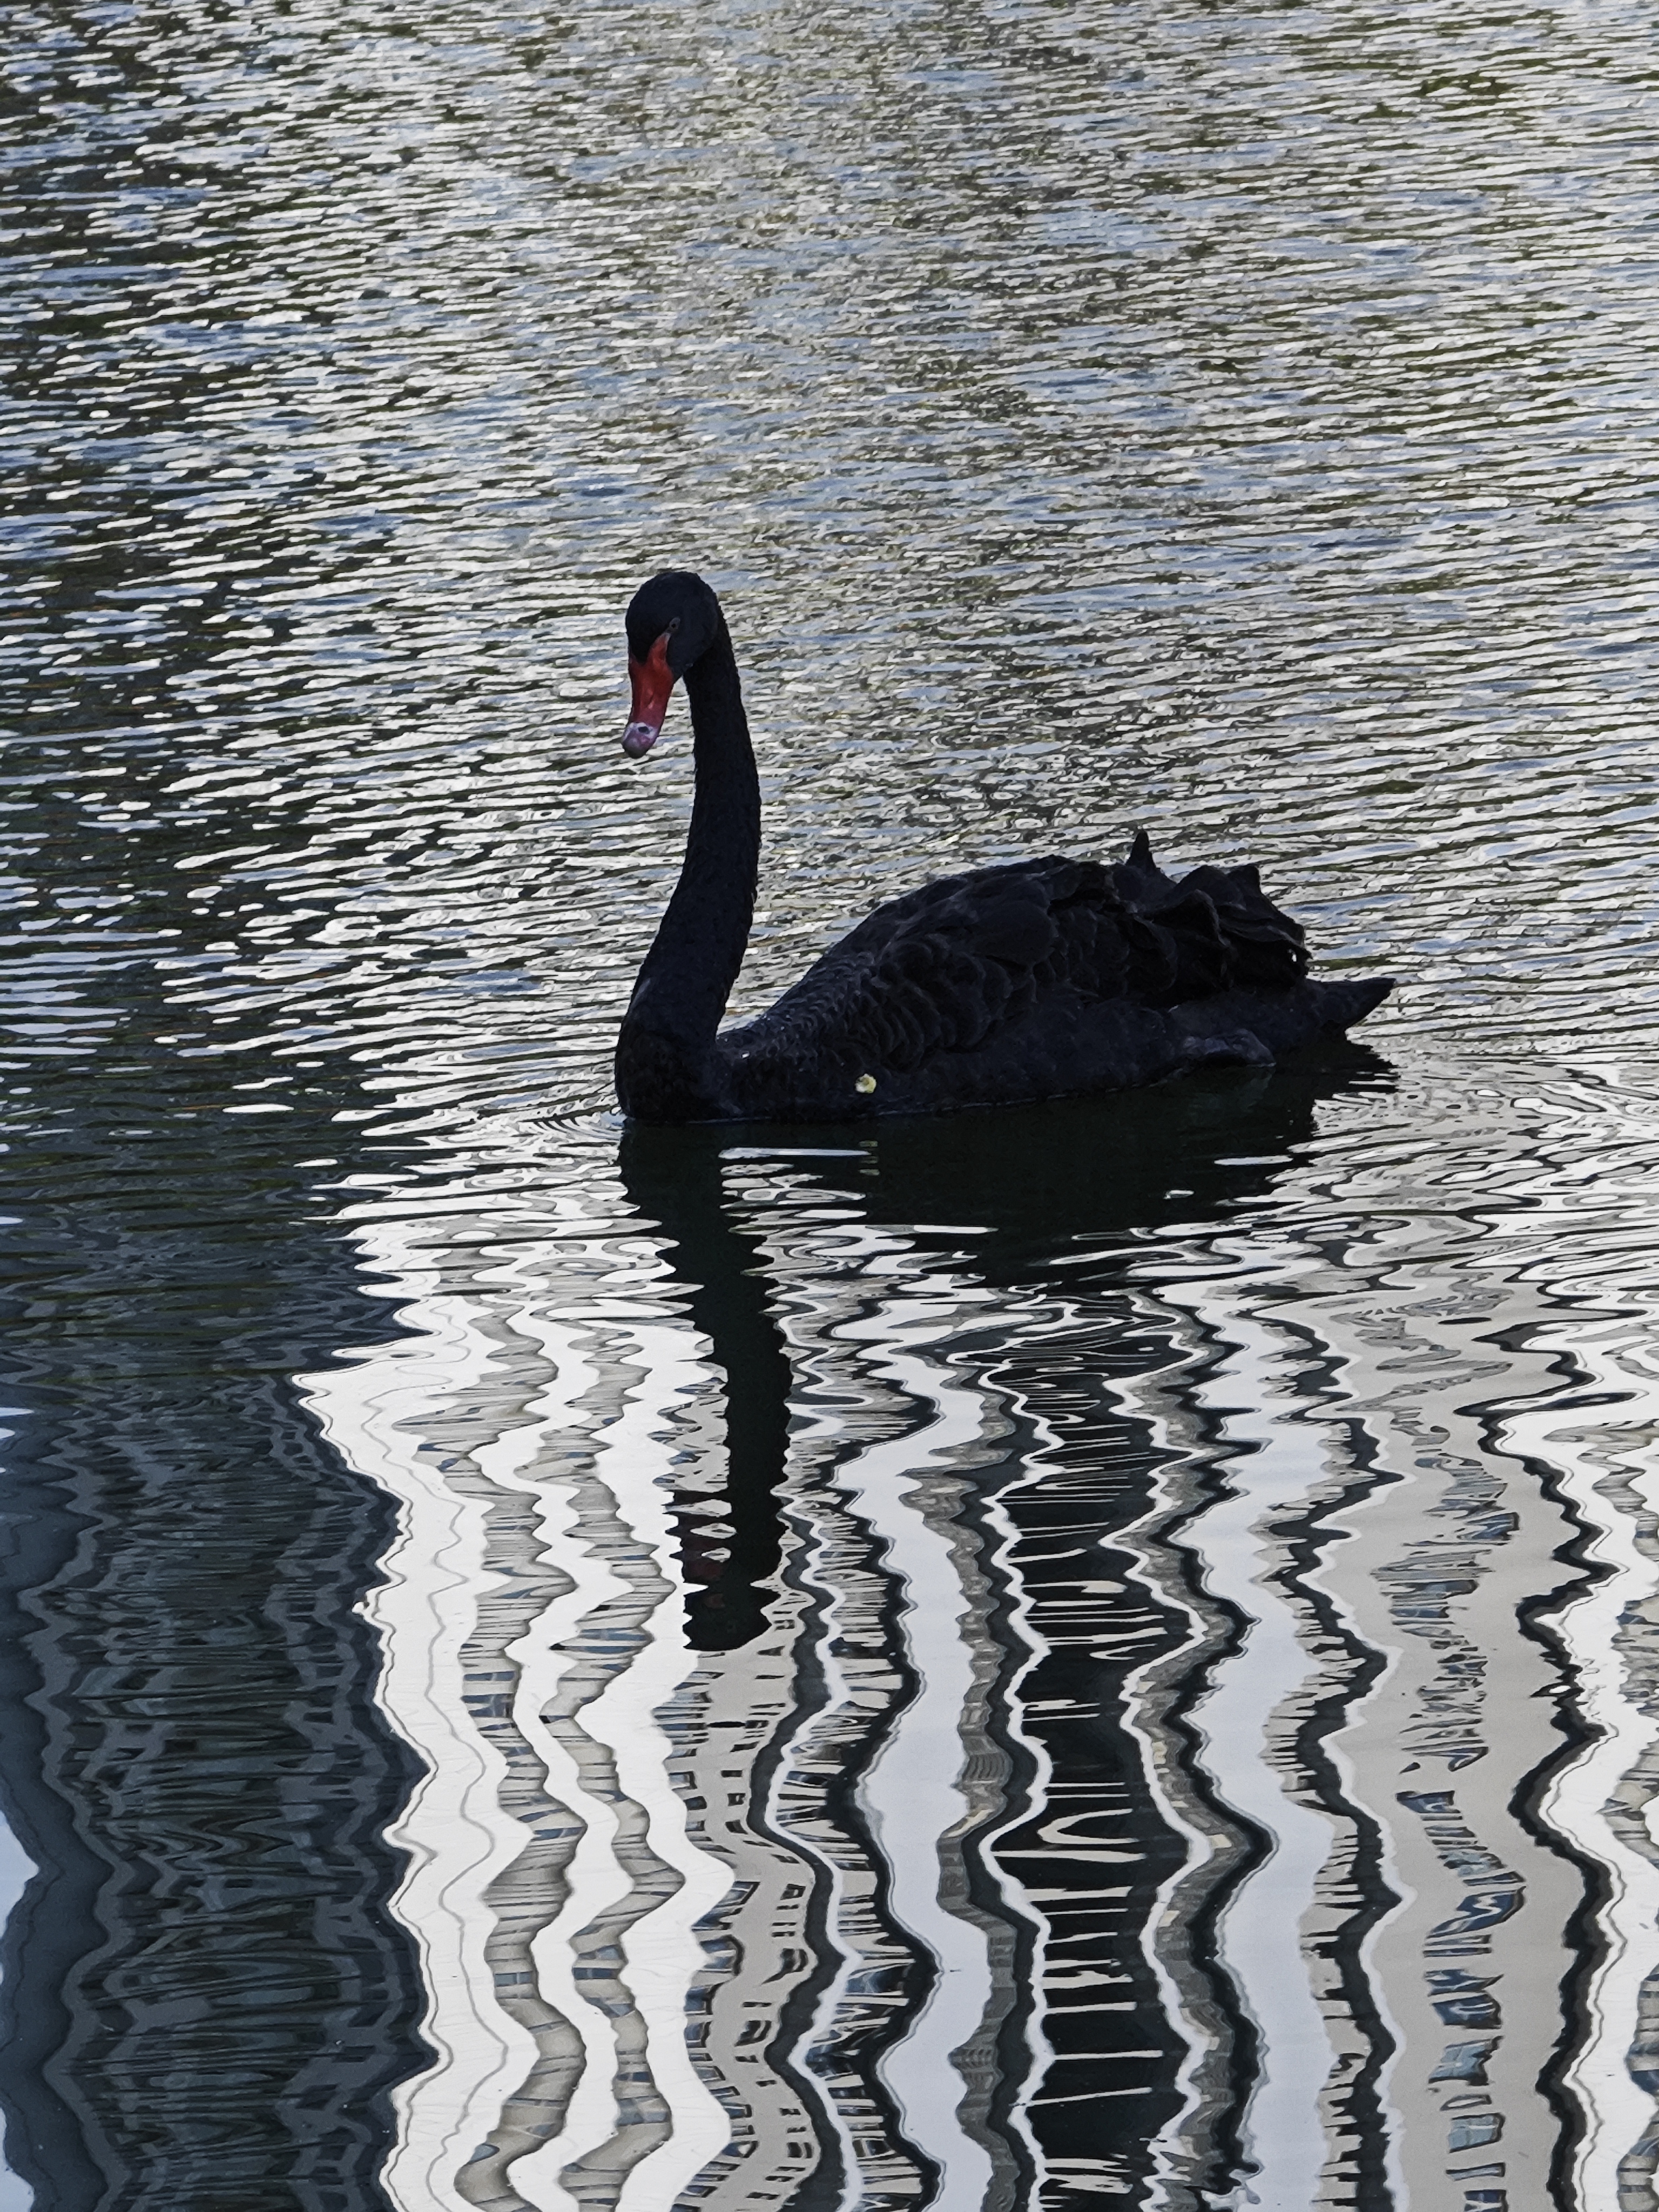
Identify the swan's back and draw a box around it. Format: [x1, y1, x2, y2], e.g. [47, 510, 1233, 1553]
[706, 831, 1373, 1121]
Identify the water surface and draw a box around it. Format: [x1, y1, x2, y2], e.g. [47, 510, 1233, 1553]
[3, 1, 1659, 2207]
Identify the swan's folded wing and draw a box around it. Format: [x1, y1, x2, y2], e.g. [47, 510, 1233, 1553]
[738, 838, 1310, 1071]
[741, 861, 1050, 1070]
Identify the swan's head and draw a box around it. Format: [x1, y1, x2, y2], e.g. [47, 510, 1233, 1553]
[621, 570, 724, 758]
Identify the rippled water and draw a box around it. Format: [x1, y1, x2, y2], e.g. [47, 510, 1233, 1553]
[4, 0, 1659, 2207]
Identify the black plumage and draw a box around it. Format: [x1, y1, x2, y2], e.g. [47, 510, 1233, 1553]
[613, 571, 1392, 1124]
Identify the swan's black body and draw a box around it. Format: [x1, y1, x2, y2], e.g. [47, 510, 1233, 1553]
[615, 571, 1392, 1125]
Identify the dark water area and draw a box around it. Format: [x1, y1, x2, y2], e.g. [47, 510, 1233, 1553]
[0, 1022, 428, 2208]
[4, 0, 1659, 2208]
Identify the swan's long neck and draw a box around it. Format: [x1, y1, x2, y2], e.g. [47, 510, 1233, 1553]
[616, 617, 758, 1120]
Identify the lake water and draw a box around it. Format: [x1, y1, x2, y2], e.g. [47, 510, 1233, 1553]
[4, 1, 1658, 2207]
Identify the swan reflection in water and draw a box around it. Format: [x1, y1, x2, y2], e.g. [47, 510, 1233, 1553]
[621, 1042, 1391, 1648]
[613, 1044, 1401, 2208]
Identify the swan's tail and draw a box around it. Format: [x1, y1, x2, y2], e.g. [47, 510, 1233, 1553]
[1121, 827, 1393, 1035]
[1172, 974, 1393, 1068]
[1310, 974, 1394, 1030]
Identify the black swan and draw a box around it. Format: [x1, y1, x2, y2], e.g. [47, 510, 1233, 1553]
[615, 570, 1392, 1124]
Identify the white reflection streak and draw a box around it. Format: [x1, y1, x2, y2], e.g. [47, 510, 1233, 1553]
[477, 1312, 636, 2204]
[1506, 1319, 1659, 2210]
[1161, 1280, 1339, 2212]
[302, 1251, 539, 2212]
[772, 1489, 864, 2205]
[975, 1440, 1057, 2189]
[833, 1306, 997, 2212]
[304, 1237, 734, 2212]
[1114, 1350, 1226, 2211]
[512, 1319, 734, 2212]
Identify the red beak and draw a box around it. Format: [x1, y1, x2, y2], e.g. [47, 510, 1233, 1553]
[622, 630, 676, 757]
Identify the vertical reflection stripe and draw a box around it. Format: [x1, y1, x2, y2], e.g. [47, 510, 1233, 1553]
[1157, 1284, 1344, 2210]
[0, 1805, 33, 2212]
[834, 1313, 1003, 2210]
[303, 1256, 540, 2208]
[1507, 1321, 1659, 2210]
